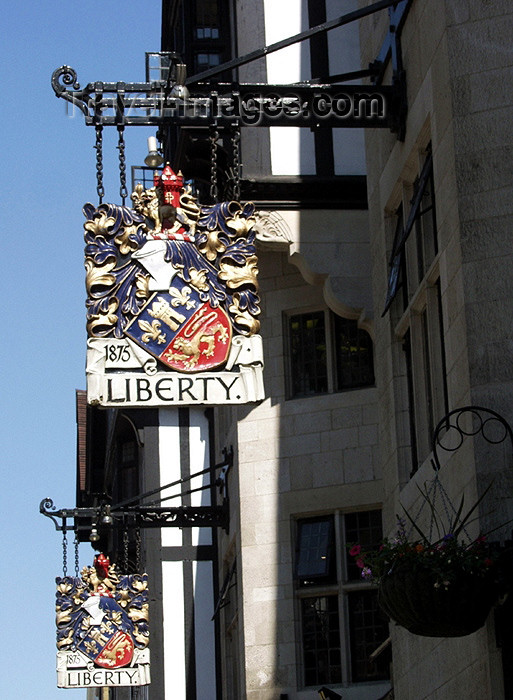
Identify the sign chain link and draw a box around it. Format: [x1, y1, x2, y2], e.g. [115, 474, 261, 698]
[62, 528, 68, 577]
[210, 123, 219, 203]
[117, 125, 128, 204]
[123, 527, 129, 572]
[231, 124, 241, 201]
[94, 125, 105, 205]
[74, 533, 80, 577]
[136, 528, 142, 573]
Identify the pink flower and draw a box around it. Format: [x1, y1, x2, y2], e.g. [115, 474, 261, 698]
[356, 557, 365, 569]
[349, 544, 361, 557]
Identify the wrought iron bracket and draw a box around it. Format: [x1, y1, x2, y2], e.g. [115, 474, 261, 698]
[40, 498, 229, 533]
[52, 66, 404, 131]
[431, 405, 513, 472]
[51, 0, 412, 135]
[41, 448, 233, 534]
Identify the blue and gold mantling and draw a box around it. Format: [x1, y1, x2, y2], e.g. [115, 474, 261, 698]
[84, 174, 260, 356]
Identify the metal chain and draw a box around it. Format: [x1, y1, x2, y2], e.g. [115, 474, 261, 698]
[123, 528, 129, 572]
[62, 528, 68, 577]
[427, 478, 439, 543]
[74, 533, 80, 577]
[412, 473, 473, 544]
[231, 124, 241, 201]
[117, 125, 128, 204]
[210, 124, 219, 203]
[94, 126, 105, 204]
[136, 529, 142, 573]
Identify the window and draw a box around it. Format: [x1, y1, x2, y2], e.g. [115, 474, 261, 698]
[334, 315, 375, 391]
[118, 438, 139, 503]
[195, 0, 220, 39]
[295, 511, 390, 688]
[145, 51, 173, 82]
[286, 310, 374, 398]
[195, 0, 219, 29]
[194, 51, 222, 72]
[132, 166, 157, 193]
[386, 147, 448, 474]
[297, 518, 336, 584]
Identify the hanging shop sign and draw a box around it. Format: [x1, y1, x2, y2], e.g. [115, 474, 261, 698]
[56, 554, 150, 688]
[85, 164, 264, 407]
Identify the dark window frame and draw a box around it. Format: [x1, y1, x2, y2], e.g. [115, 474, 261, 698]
[294, 510, 390, 689]
[389, 147, 449, 476]
[285, 309, 375, 400]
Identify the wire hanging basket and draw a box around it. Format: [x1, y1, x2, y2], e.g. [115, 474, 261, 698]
[351, 407, 513, 638]
[378, 558, 500, 637]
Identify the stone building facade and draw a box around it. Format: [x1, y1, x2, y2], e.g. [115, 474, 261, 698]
[356, 2, 513, 699]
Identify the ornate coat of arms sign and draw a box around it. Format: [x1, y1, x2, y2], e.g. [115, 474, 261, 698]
[56, 554, 150, 688]
[85, 165, 263, 406]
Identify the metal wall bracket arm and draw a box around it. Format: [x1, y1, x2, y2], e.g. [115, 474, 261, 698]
[185, 0, 401, 85]
[50, 72, 403, 130]
[40, 498, 230, 533]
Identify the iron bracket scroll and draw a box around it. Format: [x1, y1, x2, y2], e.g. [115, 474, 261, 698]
[52, 66, 403, 131]
[431, 405, 513, 473]
[40, 498, 229, 533]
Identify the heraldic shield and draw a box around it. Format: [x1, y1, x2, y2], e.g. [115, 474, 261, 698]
[83, 163, 264, 406]
[124, 276, 232, 372]
[56, 554, 150, 688]
[76, 596, 135, 668]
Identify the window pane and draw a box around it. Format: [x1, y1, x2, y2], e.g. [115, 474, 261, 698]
[289, 311, 328, 397]
[301, 596, 342, 686]
[333, 317, 375, 390]
[384, 205, 405, 314]
[344, 510, 382, 581]
[409, 284, 448, 471]
[296, 518, 334, 584]
[195, 0, 219, 26]
[415, 165, 438, 280]
[347, 590, 390, 682]
[195, 52, 222, 70]
[421, 308, 434, 442]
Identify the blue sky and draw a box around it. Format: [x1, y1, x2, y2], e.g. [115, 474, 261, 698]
[1, 2, 161, 696]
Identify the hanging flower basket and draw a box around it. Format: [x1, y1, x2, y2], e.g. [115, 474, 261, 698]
[378, 559, 499, 637]
[348, 477, 509, 638]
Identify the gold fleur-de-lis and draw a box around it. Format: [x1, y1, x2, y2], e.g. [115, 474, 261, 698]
[169, 285, 196, 310]
[84, 640, 99, 656]
[138, 319, 167, 344]
[101, 620, 116, 635]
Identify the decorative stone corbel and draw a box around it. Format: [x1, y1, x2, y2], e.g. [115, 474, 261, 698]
[253, 210, 292, 250]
